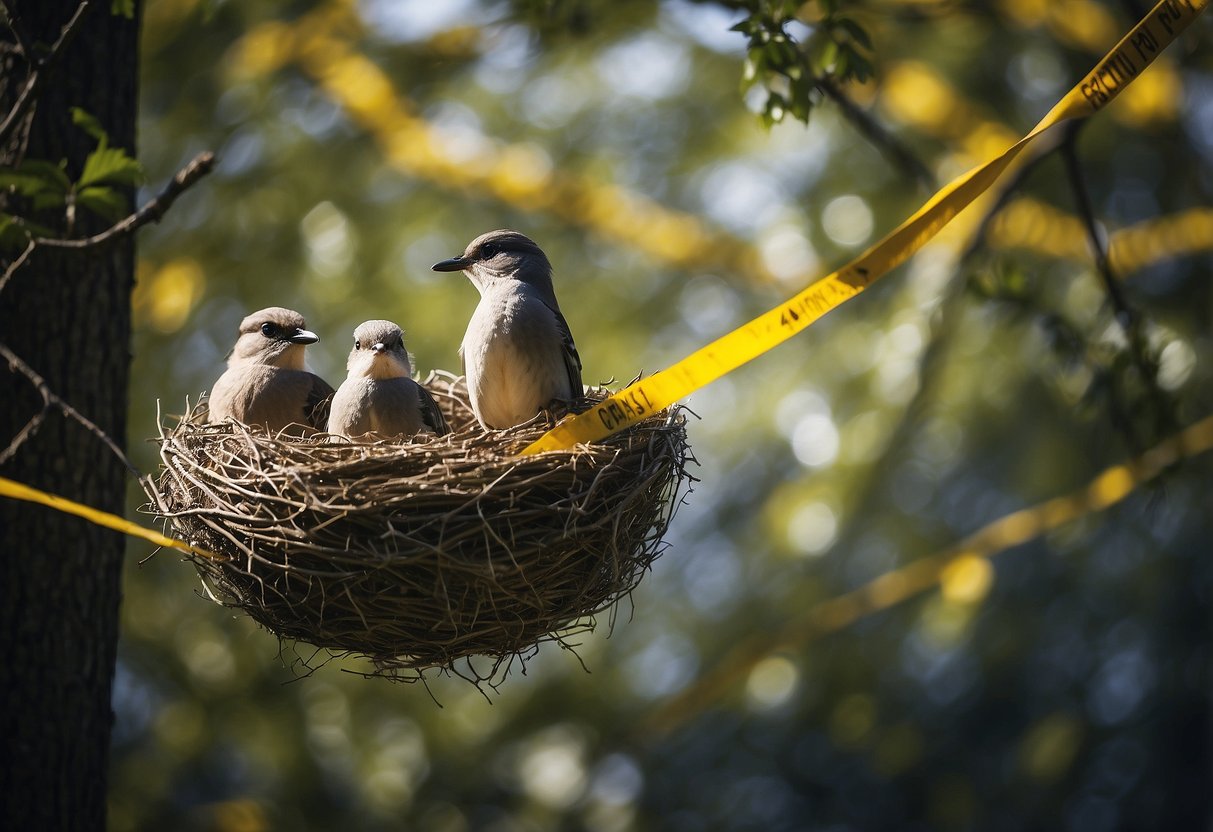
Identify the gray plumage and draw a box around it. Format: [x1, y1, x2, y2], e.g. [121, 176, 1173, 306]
[432, 229, 582, 430]
[208, 306, 334, 434]
[327, 320, 448, 441]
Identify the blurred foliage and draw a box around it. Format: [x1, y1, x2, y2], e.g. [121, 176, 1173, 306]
[110, 0, 1213, 829]
[726, 0, 875, 126]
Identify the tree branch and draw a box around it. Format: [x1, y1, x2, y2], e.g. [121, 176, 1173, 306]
[0, 1, 34, 60]
[1059, 120, 1173, 447]
[1059, 121, 1135, 327]
[0, 237, 33, 295]
[0, 0, 96, 148]
[818, 76, 937, 193]
[0, 340, 143, 479]
[34, 150, 216, 250]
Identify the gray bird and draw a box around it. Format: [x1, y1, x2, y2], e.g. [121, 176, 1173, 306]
[327, 320, 448, 441]
[432, 230, 582, 430]
[208, 306, 334, 434]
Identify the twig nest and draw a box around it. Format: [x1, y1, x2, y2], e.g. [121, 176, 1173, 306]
[146, 372, 692, 684]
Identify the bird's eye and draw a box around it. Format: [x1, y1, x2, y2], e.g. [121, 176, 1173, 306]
[260, 323, 276, 337]
[354, 339, 361, 350]
[480, 243, 499, 259]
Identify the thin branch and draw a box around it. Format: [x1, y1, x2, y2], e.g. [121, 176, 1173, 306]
[0, 410, 47, 465]
[1060, 121, 1135, 327]
[0, 1, 34, 60]
[34, 150, 215, 250]
[958, 132, 1066, 264]
[1060, 120, 1172, 447]
[0, 0, 96, 148]
[0, 236, 33, 294]
[0, 340, 144, 480]
[818, 75, 937, 193]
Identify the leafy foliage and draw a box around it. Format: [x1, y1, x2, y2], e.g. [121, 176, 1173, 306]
[0, 108, 143, 247]
[110, 0, 135, 20]
[726, 0, 874, 126]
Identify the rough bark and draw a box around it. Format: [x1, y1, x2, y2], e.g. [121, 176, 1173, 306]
[0, 1, 141, 828]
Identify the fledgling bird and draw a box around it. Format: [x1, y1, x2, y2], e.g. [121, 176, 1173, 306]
[432, 229, 583, 430]
[327, 319, 448, 441]
[208, 306, 335, 434]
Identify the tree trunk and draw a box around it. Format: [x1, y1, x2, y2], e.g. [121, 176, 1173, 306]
[0, 1, 141, 828]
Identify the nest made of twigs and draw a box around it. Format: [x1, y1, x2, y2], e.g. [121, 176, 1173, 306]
[144, 371, 693, 685]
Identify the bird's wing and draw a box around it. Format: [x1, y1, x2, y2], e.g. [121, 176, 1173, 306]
[542, 300, 583, 400]
[305, 373, 336, 430]
[417, 383, 449, 436]
[325, 381, 363, 436]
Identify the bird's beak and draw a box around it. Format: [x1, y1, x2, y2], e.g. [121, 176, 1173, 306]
[431, 256, 471, 272]
[371, 342, 386, 355]
[289, 328, 319, 345]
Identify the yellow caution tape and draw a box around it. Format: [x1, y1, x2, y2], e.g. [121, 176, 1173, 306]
[524, 0, 1207, 454]
[0, 475, 219, 560]
[644, 409, 1213, 736]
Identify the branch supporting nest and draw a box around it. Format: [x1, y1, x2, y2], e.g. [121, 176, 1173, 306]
[145, 372, 694, 688]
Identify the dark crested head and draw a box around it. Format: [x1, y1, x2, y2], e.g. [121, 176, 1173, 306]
[230, 307, 319, 367]
[431, 229, 553, 290]
[351, 319, 406, 354]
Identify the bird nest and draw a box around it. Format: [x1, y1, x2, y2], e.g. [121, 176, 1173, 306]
[144, 372, 693, 686]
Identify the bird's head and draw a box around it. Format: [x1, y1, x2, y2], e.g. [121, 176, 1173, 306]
[229, 307, 318, 370]
[347, 319, 413, 380]
[432, 229, 554, 295]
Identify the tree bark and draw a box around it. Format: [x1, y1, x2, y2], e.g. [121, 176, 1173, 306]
[0, 1, 141, 828]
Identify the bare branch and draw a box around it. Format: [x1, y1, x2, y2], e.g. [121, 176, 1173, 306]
[0, 0, 96, 148]
[0, 1, 34, 60]
[959, 131, 1067, 264]
[818, 76, 937, 193]
[1060, 121, 1134, 327]
[0, 237, 33, 295]
[0, 340, 143, 480]
[0, 409, 47, 466]
[34, 150, 215, 251]
[1060, 121, 1172, 449]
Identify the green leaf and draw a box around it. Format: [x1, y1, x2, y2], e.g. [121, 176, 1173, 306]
[79, 146, 144, 189]
[849, 52, 874, 83]
[71, 107, 109, 145]
[836, 18, 873, 51]
[0, 213, 30, 251]
[0, 212, 56, 250]
[0, 159, 72, 198]
[816, 38, 839, 72]
[31, 190, 67, 213]
[77, 185, 130, 223]
[110, 0, 135, 19]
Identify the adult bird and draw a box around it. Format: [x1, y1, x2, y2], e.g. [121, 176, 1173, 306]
[208, 306, 334, 434]
[432, 230, 583, 430]
[327, 319, 448, 441]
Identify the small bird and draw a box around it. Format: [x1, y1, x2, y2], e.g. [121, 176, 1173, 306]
[208, 306, 334, 434]
[432, 230, 583, 430]
[327, 319, 448, 441]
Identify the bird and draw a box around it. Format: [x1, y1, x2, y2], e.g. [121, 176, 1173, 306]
[207, 306, 334, 434]
[327, 319, 448, 441]
[432, 229, 583, 430]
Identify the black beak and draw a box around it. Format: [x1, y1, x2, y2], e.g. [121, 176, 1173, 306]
[288, 328, 319, 345]
[431, 256, 471, 272]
